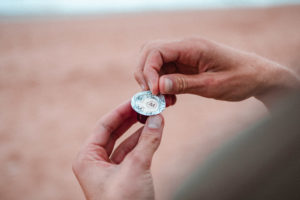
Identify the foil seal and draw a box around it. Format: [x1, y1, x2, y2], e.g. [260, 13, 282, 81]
[131, 91, 166, 116]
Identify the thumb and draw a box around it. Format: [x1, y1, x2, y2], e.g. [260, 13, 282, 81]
[159, 74, 203, 94]
[124, 115, 164, 170]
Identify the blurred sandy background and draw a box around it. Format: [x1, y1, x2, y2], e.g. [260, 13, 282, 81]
[1, 5, 300, 200]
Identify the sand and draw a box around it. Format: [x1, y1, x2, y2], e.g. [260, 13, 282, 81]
[1, 5, 300, 200]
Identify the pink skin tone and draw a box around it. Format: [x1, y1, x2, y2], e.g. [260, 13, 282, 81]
[134, 37, 300, 109]
[74, 37, 300, 200]
[73, 99, 175, 200]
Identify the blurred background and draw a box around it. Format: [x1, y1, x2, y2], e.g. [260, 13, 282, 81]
[1, 0, 300, 199]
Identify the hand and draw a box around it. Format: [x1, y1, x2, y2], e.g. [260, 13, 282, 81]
[72, 101, 166, 200]
[134, 37, 300, 107]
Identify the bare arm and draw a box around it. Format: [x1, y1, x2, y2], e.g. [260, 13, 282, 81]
[134, 37, 300, 110]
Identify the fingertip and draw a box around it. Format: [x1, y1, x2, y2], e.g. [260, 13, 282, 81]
[146, 79, 158, 95]
[152, 87, 159, 95]
[124, 114, 164, 170]
[146, 114, 164, 130]
[147, 80, 153, 93]
[144, 67, 160, 95]
[159, 76, 174, 94]
[140, 83, 149, 91]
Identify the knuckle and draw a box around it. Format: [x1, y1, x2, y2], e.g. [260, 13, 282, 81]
[142, 159, 151, 169]
[129, 153, 144, 164]
[141, 40, 164, 52]
[100, 120, 115, 134]
[201, 77, 219, 97]
[182, 36, 197, 43]
[204, 77, 218, 87]
[140, 41, 150, 51]
[141, 41, 155, 52]
[129, 153, 151, 169]
[175, 77, 188, 93]
[181, 36, 211, 52]
[181, 36, 203, 44]
[150, 135, 160, 145]
[187, 35, 207, 42]
[144, 133, 161, 146]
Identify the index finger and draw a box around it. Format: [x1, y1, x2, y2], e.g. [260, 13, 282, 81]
[134, 40, 165, 91]
[143, 43, 180, 95]
[134, 49, 149, 91]
[86, 100, 136, 147]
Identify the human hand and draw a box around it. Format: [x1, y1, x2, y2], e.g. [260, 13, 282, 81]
[72, 101, 166, 200]
[134, 37, 300, 106]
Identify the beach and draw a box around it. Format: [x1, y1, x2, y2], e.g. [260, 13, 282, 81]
[0, 5, 300, 199]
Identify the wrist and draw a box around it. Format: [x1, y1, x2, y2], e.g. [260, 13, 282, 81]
[254, 61, 300, 110]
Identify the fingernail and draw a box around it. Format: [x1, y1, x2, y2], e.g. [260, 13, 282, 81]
[147, 115, 162, 129]
[141, 84, 145, 90]
[148, 81, 152, 92]
[164, 78, 173, 92]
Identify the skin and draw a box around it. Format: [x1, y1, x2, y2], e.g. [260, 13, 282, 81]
[134, 37, 300, 109]
[74, 37, 300, 200]
[73, 99, 175, 200]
